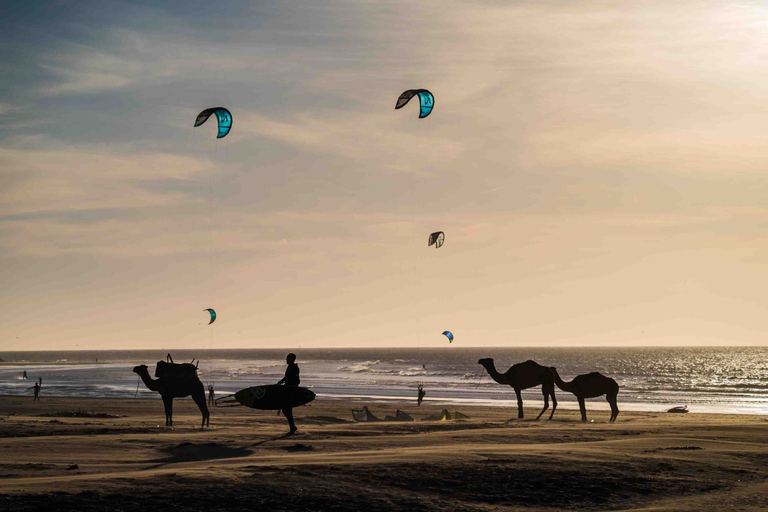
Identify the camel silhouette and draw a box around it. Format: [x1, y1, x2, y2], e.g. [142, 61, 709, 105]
[133, 365, 210, 428]
[549, 367, 619, 422]
[478, 358, 557, 420]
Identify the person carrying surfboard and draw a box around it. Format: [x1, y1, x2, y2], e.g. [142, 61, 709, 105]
[277, 353, 300, 435]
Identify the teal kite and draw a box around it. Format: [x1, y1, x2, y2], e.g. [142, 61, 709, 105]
[395, 89, 434, 119]
[194, 108, 232, 138]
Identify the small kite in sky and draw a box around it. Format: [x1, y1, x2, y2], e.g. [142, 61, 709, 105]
[428, 231, 445, 248]
[204, 308, 217, 325]
[194, 108, 233, 138]
[395, 89, 434, 119]
[442, 331, 454, 343]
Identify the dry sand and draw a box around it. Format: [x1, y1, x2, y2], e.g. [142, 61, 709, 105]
[0, 395, 767, 511]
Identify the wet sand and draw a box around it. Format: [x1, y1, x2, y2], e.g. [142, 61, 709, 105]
[0, 395, 767, 511]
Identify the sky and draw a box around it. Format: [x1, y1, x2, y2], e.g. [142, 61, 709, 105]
[3, 0, 768, 350]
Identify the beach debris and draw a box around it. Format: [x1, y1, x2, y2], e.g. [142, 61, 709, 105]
[384, 410, 415, 422]
[428, 231, 445, 248]
[442, 331, 454, 343]
[422, 409, 452, 421]
[66, 464, 79, 470]
[194, 108, 232, 138]
[351, 406, 381, 422]
[395, 89, 434, 118]
[204, 308, 217, 325]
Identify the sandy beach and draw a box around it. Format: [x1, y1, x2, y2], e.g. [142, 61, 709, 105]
[0, 396, 766, 511]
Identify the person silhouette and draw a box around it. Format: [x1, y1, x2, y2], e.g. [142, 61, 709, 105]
[22, 370, 27, 380]
[277, 353, 300, 435]
[207, 383, 215, 406]
[417, 383, 426, 407]
[29, 380, 41, 401]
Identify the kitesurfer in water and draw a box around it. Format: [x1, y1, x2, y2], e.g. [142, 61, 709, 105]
[277, 353, 300, 435]
[207, 383, 215, 406]
[22, 370, 27, 380]
[417, 383, 426, 407]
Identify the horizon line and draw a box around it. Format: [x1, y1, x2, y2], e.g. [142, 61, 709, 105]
[2, 344, 767, 353]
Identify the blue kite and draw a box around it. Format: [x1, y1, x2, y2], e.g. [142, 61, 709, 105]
[395, 89, 434, 119]
[194, 108, 233, 138]
[204, 308, 217, 325]
[442, 331, 454, 343]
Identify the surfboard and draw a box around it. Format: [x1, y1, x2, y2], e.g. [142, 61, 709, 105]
[234, 385, 316, 410]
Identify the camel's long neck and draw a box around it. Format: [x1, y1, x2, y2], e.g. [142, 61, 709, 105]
[483, 364, 507, 385]
[137, 370, 160, 391]
[551, 370, 575, 392]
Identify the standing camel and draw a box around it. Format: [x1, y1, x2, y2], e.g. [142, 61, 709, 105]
[133, 365, 210, 428]
[549, 367, 619, 422]
[478, 358, 557, 420]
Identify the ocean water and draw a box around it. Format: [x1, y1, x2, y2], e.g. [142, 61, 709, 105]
[1, 347, 767, 415]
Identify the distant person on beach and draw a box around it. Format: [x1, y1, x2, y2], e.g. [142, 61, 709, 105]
[417, 383, 426, 406]
[277, 353, 300, 435]
[208, 383, 215, 406]
[22, 371, 27, 380]
[29, 379, 41, 401]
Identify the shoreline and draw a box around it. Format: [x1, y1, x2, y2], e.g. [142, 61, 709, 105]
[4, 347, 768, 418]
[3, 391, 765, 416]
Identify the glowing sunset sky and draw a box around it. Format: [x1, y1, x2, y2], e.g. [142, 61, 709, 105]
[3, 1, 768, 350]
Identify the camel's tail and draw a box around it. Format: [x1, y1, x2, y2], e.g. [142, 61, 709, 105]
[214, 394, 243, 408]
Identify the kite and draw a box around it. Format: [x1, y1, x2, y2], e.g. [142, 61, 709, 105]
[442, 331, 454, 343]
[204, 308, 217, 325]
[395, 89, 434, 119]
[428, 231, 445, 248]
[194, 108, 233, 139]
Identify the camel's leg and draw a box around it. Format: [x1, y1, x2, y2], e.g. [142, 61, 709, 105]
[514, 388, 524, 419]
[548, 386, 557, 420]
[192, 390, 210, 428]
[536, 386, 550, 420]
[608, 395, 619, 422]
[577, 397, 587, 422]
[162, 396, 173, 426]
